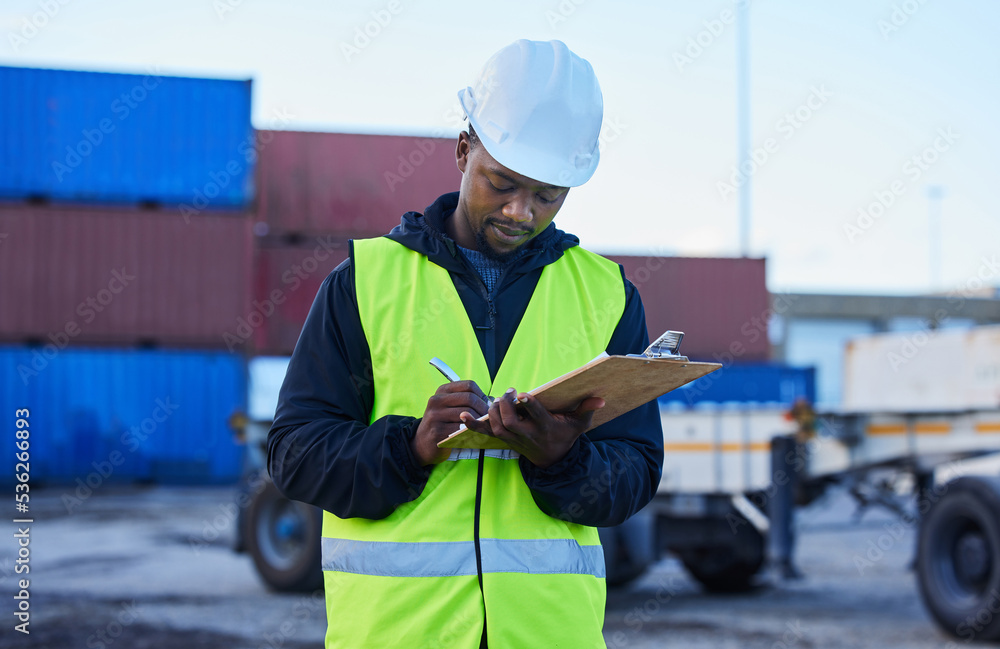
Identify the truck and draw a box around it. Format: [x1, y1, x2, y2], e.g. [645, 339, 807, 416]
[232, 324, 1000, 641]
[647, 324, 1000, 640]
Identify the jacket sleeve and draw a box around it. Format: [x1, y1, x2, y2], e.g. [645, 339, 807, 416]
[266, 258, 433, 519]
[518, 274, 664, 527]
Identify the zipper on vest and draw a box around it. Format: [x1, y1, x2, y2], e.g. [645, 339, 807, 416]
[465, 267, 497, 378]
[484, 294, 496, 371]
[481, 264, 514, 379]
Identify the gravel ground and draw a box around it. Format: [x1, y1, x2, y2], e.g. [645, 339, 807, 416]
[0, 483, 989, 648]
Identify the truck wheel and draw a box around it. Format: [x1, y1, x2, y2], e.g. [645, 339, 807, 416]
[917, 476, 1000, 642]
[243, 480, 324, 593]
[677, 516, 765, 593]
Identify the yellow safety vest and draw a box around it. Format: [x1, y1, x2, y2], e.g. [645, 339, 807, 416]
[322, 236, 625, 648]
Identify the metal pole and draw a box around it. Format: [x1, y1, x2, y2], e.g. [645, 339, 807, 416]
[736, 0, 752, 257]
[769, 434, 802, 579]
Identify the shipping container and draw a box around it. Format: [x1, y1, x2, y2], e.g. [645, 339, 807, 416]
[248, 243, 349, 355]
[606, 255, 770, 362]
[0, 204, 252, 347]
[0, 347, 246, 484]
[659, 362, 815, 407]
[0, 65, 253, 208]
[254, 130, 461, 238]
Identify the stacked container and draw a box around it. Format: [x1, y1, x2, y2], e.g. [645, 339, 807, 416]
[0, 64, 790, 486]
[246, 133, 776, 361]
[0, 65, 255, 484]
[246, 137, 775, 360]
[248, 130, 461, 355]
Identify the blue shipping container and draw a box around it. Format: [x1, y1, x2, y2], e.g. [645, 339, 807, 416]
[660, 363, 816, 407]
[0, 65, 253, 208]
[0, 347, 247, 485]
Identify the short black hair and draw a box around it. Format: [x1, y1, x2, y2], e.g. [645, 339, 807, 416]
[466, 124, 480, 149]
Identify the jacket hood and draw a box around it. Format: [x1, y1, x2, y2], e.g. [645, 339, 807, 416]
[385, 192, 580, 277]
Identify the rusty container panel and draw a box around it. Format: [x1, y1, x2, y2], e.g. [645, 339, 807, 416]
[606, 255, 770, 362]
[255, 130, 461, 237]
[0, 204, 252, 348]
[245, 241, 350, 356]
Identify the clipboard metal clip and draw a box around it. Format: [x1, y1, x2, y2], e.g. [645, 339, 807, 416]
[630, 330, 688, 362]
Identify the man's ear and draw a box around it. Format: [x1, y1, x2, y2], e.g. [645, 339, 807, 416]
[456, 131, 471, 174]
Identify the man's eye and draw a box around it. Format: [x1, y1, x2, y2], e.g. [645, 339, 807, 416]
[537, 193, 556, 204]
[490, 181, 513, 192]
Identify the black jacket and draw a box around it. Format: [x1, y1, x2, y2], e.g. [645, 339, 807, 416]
[267, 192, 663, 527]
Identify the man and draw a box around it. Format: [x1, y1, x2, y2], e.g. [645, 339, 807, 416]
[268, 39, 663, 648]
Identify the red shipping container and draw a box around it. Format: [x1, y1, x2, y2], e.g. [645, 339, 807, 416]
[255, 130, 462, 237]
[606, 255, 770, 362]
[0, 204, 252, 348]
[248, 242, 349, 356]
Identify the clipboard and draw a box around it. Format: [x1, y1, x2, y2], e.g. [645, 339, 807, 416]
[438, 331, 722, 450]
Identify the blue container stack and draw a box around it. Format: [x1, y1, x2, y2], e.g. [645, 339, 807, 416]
[0, 65, 254, 485]
[1, 348, 246, 484]
[0, 65, 254, 207]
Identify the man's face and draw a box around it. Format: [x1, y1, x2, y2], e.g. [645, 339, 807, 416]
[452, 132, 570, 262]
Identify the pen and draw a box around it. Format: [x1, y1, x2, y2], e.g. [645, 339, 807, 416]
[428, 358, 521, 405]
[429, 357, 461, 382]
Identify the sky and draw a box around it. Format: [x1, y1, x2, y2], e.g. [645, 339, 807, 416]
[2, 0, 997, 296]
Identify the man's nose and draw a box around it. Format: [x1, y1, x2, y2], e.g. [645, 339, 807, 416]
[501, 193, 533, 224]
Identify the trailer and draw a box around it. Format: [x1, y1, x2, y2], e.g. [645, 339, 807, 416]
[819, 325, 1000, 641]
[643, 325, 1000, 641]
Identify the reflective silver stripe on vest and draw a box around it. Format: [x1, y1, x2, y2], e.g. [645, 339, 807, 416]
[446, 448, 520, 461]
[322, 537, 604, 578]
[321, 538, 478, 577]
[480, 538, 605, 577]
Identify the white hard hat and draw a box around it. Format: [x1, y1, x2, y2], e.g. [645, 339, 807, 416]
[457, 39, 604, 188]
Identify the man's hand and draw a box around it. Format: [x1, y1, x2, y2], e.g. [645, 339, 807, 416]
[412, 380, 490, 466]
[460, 388, 604, 469]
